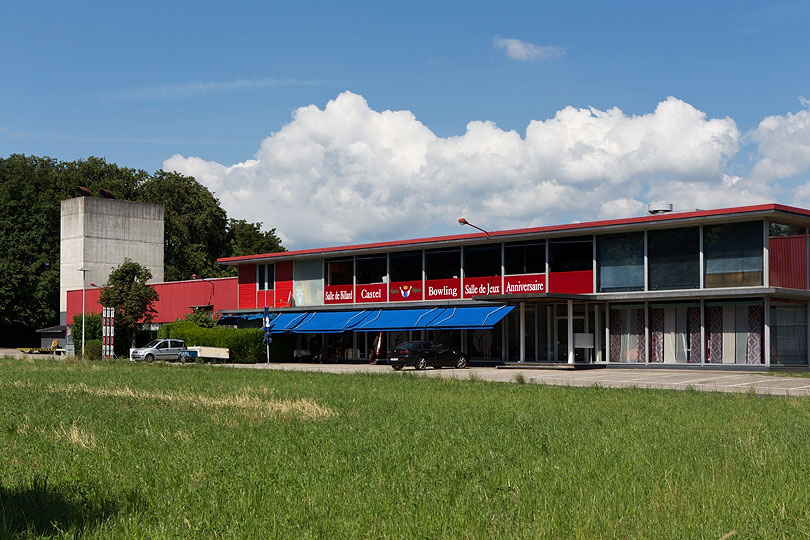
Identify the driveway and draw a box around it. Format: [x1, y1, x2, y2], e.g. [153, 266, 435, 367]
[225, 362, 810, 397]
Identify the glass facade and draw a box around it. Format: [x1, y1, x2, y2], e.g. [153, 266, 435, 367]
[463, 244, 501, 278]
[549, 236, 592, 272]
[705, 300, 763, 364]
[648, 227, 700, 290]
[389, 251, 422, 282]
[770, 299, 808, 366]
[356, 255, 387, 284]
[597, 232, 644, 292]
[648, 303, 701, 363]
[504, 240, 545, 275]
[609, 305, 645, 363]
[704, 221, 763, 288]
[425, 248, 460, 279]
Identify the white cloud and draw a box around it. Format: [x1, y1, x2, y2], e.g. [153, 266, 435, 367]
[492, 36, 564, 61]
[164, 92, 791, 250]
[749, 107, 810, 181]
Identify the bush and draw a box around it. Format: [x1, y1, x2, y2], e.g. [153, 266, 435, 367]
[84, 339, 102, 360]
[159, 322, 264, 363]
[71, 313, 102, 356]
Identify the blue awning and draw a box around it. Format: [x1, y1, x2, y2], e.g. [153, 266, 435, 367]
[426, 305, 514, 329]
[269, 312, 312, 333]
[291, 310, 374, 333]
[353, 307, 446, 331]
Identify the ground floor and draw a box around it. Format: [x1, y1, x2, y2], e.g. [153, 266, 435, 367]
[243, 294, 810, 368]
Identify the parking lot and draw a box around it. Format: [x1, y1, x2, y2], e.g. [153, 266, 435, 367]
[228, 362, 810, 397]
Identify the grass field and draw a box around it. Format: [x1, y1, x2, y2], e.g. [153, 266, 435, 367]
[2, 357, 810, 539]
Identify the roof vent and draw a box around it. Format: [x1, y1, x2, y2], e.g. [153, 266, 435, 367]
[647, 203, 673, 215]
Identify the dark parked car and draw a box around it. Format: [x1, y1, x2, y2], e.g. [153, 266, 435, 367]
[387, 340, 467, 370]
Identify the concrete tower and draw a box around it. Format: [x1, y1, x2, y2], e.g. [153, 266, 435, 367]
[60, 196, 164, 325]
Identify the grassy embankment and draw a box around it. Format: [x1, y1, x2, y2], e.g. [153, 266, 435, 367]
[2, 356, 810, 539]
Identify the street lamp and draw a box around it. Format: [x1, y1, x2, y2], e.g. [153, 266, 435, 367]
[78, 267, 91, 359]
[458, 217, 490, 237]
[192, 274, 215, 308]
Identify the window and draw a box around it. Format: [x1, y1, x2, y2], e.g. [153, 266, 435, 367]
[425, 248, 460, 280]
[549, 236, 592, 272]
[648, 227, 699, 290]
[504, 240, 545, 275]
[356, 255, 387, 284]
[704, 221, 763, 288]
[257, 263, 275, 291]
[389, 250, 422, 282]
[597, 233, 643, 292]
[464, 244, 501, 277]
[325, 257, 353, 286]
[771, 299, 808, 366]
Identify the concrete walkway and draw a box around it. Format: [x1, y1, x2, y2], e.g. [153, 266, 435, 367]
[224, 362, 810, 397]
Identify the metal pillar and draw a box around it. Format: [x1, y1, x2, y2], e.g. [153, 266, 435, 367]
[567, 300, 574, 364]
[519, 301, 526, 363]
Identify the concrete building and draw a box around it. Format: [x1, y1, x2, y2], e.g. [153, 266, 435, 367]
[60, 196, 164, 326]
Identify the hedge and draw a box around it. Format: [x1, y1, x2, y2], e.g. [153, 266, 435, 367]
[159, 322, 264, 363]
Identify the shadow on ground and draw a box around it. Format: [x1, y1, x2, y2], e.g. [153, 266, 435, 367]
[0, 476, 138, 538]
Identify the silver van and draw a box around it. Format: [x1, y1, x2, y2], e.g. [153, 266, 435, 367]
[130, 339, 186, 362]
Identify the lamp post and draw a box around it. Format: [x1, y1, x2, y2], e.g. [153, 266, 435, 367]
[458, 217, 490, 237]
[192, 273, 216, 309]
[78, 267, 91, 359]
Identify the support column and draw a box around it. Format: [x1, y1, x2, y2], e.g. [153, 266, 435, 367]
[595, 304, 602, 362]
[764, 296, 771, 367]
[567, 299, 574, 364]
[519, 301, 526, 363]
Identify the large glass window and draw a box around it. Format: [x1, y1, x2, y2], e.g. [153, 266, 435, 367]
[505, 240, 545, 275]
[356, 255, 387, 284]
[704, 221, 763, 288]
[463, 244, 501, 277]
[648, 227, 699, 290]
[325, 257, 353, 286]
[608, 305, 645, 363]
[769, 223, 807, 289]
[649, 303, 701, 364]
[425, 248, 460, 280]
[597, 233, 643, 292]
[389, 250, 422, 282]
[771, 299, 808, 366]
[705, 300, 763, 364]
[549, 236, 592, 272]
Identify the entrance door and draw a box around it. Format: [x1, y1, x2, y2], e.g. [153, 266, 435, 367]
[553, 303, 592, 362]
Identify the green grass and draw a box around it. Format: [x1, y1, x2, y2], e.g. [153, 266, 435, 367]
[2, 357, 810, 539]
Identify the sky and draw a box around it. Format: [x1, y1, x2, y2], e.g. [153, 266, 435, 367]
[2, 0, 810, 249]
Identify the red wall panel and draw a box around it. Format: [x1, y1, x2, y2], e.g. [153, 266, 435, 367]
[66, 277, 238, 324]
[274, 261, 294, 307]
[548, 270, 593, 294]
[238, 264, 257, 309]
[769, 235, 807, 289]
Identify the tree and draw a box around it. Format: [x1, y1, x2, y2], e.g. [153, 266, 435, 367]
[137, 171, 228, 281]
[225, 219, 285, 257]
[98, 259, 159, 348]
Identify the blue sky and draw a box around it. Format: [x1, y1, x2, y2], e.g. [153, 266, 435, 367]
[3, 1, 810, 248]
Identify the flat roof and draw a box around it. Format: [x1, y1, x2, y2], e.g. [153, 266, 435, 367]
[218, 203, 810, 265]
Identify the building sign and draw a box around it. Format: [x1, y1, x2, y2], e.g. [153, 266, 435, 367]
[425, 278, 461, 300]
[324, 284, 353, 304]
[463, 276, 502, 297]
[356, 283, 387, 303]
[389, 280, 423, 302]
[504, 274, 546, 294]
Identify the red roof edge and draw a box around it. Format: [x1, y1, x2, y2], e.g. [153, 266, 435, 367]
[218, 203, 809, 265]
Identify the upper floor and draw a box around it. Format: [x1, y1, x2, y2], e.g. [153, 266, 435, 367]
[219, 204, 810, 311]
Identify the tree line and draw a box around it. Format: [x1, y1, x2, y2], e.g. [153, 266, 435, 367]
[0, 154, 284, 345]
